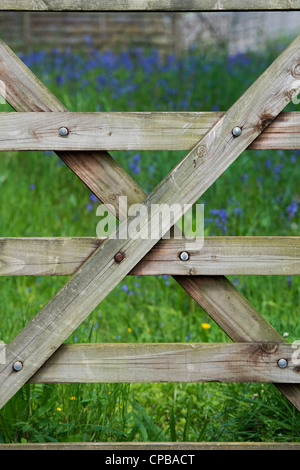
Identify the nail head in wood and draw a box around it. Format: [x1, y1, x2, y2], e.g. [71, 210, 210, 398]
[13, 361, 23, 372]
[114, 252, 124, 263]
[59, 127, 69, 137]
[232, 126, 242, 137]
[277, 358, 288, 369]
[180, 251, 189, 261]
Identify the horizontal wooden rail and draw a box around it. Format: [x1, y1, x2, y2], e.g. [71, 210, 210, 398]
[1, 237, 300, 276]
[0, 112, 299, 151]
[0, 442, 299, 450]
[1, 1, 300, 12]
[27, 342, 300, 384]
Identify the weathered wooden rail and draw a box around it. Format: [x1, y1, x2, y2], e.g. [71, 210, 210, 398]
[1, 237, 300, 276]
[1, 111, 300, 150]
[1, 0, 300, 12]
[0, 1, 300, 451]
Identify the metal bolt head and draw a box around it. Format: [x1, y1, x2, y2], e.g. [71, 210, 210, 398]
[232, 126, 242, 137]
[59, 127, 69, 137]
[13, 361, 23, 371]
[114, 252, 124, 263]
[277, 358, 288, 369]
[180, 251, 189, 261]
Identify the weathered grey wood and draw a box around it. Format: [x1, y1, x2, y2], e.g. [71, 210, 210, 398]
[2, 237, 300, 276]
[1, 0, 300, 12]
[1, 111, 300, 150]
[28, 342, 300, 384]
[175, 275, 300, 410]
[1, 36, 300, 410]
[1, 442, 299, 450]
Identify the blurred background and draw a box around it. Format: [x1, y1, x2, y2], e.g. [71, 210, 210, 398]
[1, 11, 300, 56]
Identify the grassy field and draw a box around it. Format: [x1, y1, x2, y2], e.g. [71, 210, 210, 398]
[0, 37, 300, 443]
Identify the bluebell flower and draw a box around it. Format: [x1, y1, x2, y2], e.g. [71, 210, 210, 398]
[273, 163, 283, 180]
[90, 194, 98, 203]
[56, 75, 66, 85]
[265, 159, 272, 169]
[287, 200, 298, 219]
[235, 207, 243, 215]
[84, 35, 93, 46]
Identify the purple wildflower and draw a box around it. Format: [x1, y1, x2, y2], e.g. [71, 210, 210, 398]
[90, 193, 98, 203]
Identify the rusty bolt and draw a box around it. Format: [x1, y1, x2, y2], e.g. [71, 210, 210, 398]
[114, 252, 124, 263]
[13, 361, 23, 371]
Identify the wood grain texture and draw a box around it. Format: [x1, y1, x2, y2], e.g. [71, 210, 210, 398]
[1, 237, 300, 276]
[1, 37, 300, 410]
[28, 342, 300, 384]
[1, 0, 300, 11]
[0, 442, 299, 450]
[0, 111, 300, 150]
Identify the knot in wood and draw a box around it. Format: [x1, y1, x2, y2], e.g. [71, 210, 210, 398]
[196, 145, 206, 158]
[260, 343, 279, 354]
[257, 113, 274, 132]
[292, 63, 300, 78]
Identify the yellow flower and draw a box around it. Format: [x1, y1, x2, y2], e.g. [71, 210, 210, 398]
[127, 328, 132, 333]
[69, 396, 76, 401]
[56, 407, 62, 412]
[201, 323, 211, 330]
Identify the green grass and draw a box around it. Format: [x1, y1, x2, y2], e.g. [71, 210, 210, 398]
[0, 39, 300, 443]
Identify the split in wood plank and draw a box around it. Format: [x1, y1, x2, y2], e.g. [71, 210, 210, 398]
[1, 237, 300, 276]
[27, 342, 300, 384]
[0, 112, 299, 151]
[1, 0, 300, 12]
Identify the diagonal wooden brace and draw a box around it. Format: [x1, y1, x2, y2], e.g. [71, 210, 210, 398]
[1, 36, 300, 410]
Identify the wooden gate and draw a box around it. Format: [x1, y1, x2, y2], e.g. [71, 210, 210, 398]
[1, 1, 300, 450]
